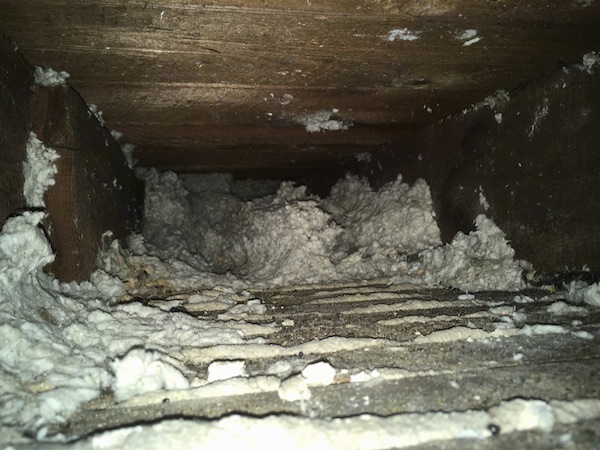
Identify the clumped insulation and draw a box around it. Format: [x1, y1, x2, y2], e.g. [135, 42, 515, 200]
[33, 66, 70, 87]
[0, 212, 254, 443]
[130, 169, 523, 291]
[4, 55, 600, 445]
[2, 149, 600, 447]
[23, 132, 60, 208]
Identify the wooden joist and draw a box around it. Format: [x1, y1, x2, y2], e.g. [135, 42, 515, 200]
[30, 84, 144, 282]
[349, 62, 600, 270]
[0, 33, 143, 283]
[1, 1, 598, 175]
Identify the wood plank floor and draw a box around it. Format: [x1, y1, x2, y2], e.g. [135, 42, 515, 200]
[36, 281, 600, 448]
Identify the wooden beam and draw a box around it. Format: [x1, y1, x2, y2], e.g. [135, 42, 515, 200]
[349, 60, 600, 271]
[30, 84, 144, 282]
[1, 1, 599, 174]
[1, 32, 144, 282]
[0, 33, 32, 222]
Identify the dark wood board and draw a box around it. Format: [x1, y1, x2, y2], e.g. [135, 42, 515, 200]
[30, 85, 144, 282]
[0, 33, 33, 222]
[1, 0, 599, 175]
[346, 62, 600, 271]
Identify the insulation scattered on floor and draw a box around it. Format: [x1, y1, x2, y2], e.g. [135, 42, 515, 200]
[2, 73, 600, 446]
[40, 399, 600, 450]
[2, 166, 599, 448]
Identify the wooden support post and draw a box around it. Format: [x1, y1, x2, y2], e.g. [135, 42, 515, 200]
[30, 84, 144, 282]
[0, 34, 32, 222]
[0, 32, 143, 283]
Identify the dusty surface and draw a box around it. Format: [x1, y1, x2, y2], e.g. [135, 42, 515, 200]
[43, 281, 600, 448]
[2, 1, 599, 176]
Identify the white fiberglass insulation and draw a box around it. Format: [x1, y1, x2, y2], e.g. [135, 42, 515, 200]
[0, 213, 254, 442]
[23, 132, 60, 208]
[0, 163, 537, 444]
[134, 169, 522, 291]
[2, 127, 598, 447]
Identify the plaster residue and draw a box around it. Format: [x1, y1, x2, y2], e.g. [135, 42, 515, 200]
[87, 103, 105, 126]
[33, 66, 70, 87]
[296, 109, 352, 133]
[528, 98, 550, 138]
[579, 51, 600, 74]
[23, 132, 60, 208]
[386, 28, 421, 42]
[456, 29, 482, 46]
[478, 186, 490, 211]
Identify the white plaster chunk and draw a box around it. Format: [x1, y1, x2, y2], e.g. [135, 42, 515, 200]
[207, 360, 247, 382]
[23, 132, 60, 208]
[34, 66, 70, 86]
[301, 361, 336, 386]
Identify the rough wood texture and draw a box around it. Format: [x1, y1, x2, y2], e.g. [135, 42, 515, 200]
[0, 33, 33, 222]
[49, 282, 600, 449]
[1, 1, 599, 176]
[346, 63, 600, 271]
[30, 84, 144, 282]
